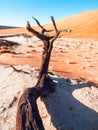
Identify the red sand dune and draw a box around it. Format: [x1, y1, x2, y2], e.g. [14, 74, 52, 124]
[0, 10, 98, 39]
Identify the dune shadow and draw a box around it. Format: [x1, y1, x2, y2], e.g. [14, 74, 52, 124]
[43, 76, 98, 130]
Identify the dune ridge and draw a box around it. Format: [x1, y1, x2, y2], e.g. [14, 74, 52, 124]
[0, 10, 98, 39]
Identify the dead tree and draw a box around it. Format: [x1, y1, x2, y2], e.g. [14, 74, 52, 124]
[16, 16, 61, 130]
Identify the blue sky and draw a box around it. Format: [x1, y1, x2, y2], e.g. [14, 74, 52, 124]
[0, 0, 98, 27]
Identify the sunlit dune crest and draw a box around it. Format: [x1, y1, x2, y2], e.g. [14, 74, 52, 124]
[0, 10, 98, 39]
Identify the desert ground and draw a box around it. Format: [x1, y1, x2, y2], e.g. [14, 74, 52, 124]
[0, 35, 98, 130]
[0, 35, 98, 84]
[0, 10, 98, 130]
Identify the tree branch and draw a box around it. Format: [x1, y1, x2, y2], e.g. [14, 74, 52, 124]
[32, 17, 46, 32]
[32, 17, 53, 34]
[26, 21, 47, 40]
[50, 16, 58, 33]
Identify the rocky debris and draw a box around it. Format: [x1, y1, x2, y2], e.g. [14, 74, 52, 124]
[0, 65, 98, 130]
[0, 39, 19, 46]
[0, 36, 43, 55]
[0, 39, 20, 54]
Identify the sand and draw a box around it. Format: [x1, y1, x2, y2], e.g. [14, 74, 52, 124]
[0, 65, 98, 130]
[0, 10, 98, 39]
[0, 36, 98, 84]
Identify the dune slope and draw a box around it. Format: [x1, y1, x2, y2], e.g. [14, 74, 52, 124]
[0, 10, 98, 39]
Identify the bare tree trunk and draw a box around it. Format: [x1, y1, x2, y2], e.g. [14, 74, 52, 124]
[16, 16, 60, 130]
[16, 88, 45, 130]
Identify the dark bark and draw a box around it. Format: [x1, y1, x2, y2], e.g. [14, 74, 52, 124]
[16, 88, 45, 130]
[16, 16, 60, 130]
